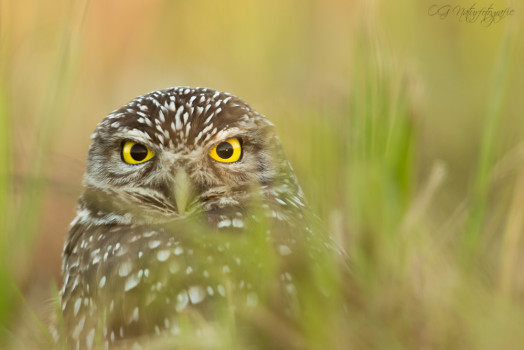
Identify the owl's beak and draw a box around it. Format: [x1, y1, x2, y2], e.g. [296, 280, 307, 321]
[173, 168, 194, 216]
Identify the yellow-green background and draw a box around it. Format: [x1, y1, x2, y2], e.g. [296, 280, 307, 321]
[1, 0, 524, 348]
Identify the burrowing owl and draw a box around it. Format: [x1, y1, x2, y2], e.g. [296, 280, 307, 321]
[61, 87, 337, 349]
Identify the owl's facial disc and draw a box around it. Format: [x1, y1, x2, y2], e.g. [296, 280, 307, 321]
[82, 87, 293, 225]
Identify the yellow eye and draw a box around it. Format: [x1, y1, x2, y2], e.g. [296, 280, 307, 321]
[122, 141, 155, 164]
[209, 138, 242, 163]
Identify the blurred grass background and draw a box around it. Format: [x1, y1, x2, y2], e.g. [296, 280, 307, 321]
[1, 0, 524, 348]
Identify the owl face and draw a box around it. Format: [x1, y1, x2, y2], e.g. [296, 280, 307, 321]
[80, 87, 296, 226]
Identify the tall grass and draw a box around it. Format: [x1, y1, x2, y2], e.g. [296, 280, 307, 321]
[0, 0, 18, 340]
[0, 0, 89, 347]
[336, 8, 524, 350]
[465, 16, 516, 258]
[0, 46, 15, 342]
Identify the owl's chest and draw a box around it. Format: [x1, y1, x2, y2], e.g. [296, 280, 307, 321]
[62, 220, 301, 345]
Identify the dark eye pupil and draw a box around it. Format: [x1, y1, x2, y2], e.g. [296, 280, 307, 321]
[130, 144, 148, 161]
[216, 142, 234, 159]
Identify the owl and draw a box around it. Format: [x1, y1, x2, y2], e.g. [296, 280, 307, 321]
[60, 87, 340, 349]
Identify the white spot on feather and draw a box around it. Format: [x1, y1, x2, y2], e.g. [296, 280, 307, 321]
[86, 328, 95, 349]
[176, 290, 189, 311]
[204, 112, 214, 125]
[188, 286, 206, 304]
[118, 262, 133, 277]
[158, 110, 166, 123]
[148, 240, 161, 249]
[278, 245, 292, 256]
[276, 198, 287, 205]
[73, 298, 81, 316]
[175, 106, 183, 130]
[217, 218, 231, 228]
[125, 273, 141, 291]
[157, 249, 170, 262]
[217, 284, 226, 297]
[131, 307, 139, 322]
[195, 106, 204, 116]
[71, 315, 86, 340]
[232, 218, 244, 228]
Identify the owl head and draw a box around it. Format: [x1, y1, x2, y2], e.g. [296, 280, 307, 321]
[78, 87, 306, 227]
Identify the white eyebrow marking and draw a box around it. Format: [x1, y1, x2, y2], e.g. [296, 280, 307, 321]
[121, 129, 152, 142]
